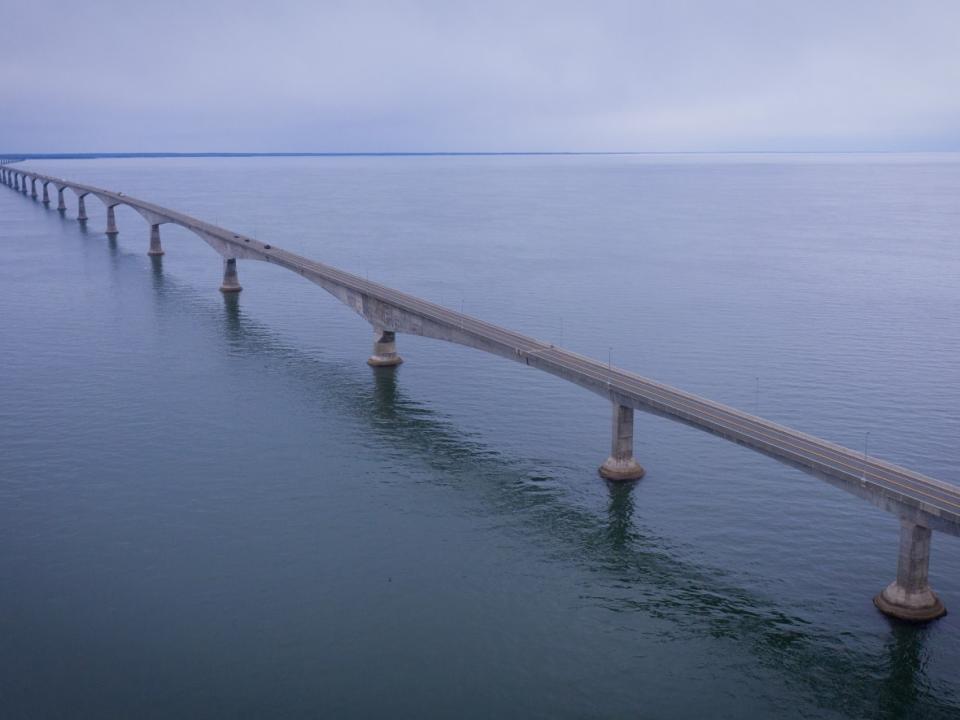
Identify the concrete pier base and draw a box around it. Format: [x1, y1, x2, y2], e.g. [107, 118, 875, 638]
[105, 205, 118, 236]
[30, 179, 37, 199]
[367, 329, 403, 367]
[77, 195, 88, 221]
[42, 183, 50, 205]
[57, 189, 66, 212]
[599, 403, 645, 481]
[219, 258, 242, 293]
[874, 521, 946, 622]
[147, 224, 164, 256]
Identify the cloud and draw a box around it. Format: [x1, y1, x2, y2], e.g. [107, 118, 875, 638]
[2, 0, 959, 151]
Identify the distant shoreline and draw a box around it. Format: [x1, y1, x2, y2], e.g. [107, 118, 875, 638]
[3, 150, 956, 161]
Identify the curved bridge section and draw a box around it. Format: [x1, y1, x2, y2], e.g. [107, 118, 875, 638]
[2, 162, 957, 622]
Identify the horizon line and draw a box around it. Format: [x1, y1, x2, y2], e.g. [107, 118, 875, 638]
[3, 149, 960, 161]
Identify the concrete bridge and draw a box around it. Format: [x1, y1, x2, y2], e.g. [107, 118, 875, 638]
[3, 162, 958, 623]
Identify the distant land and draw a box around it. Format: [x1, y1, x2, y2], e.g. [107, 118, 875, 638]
[1, 150, 944, 161]
[1, 151, 615, 161]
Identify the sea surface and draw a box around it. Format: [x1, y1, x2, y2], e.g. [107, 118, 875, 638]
[1, 154, 958, 718]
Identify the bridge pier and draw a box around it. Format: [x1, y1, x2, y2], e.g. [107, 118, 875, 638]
[20, 176, 27, 194]
[57, 188, 66, 212]
[147, 224, 164, 256]
[874, 520, 946, 622]
[367, 329, 403, 367]
[30, 178, 37, 199]
[599, 403, 645, 481]
[42, 182, 50, 205]
[106, 205, 118, 236]
[219, 258, 242, 293]
[77, 195, 88, 221]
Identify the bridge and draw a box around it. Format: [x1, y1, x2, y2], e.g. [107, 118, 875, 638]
[2, 161, 957, 623]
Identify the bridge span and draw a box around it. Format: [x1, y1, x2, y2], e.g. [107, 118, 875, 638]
[2, 161, 957, 623]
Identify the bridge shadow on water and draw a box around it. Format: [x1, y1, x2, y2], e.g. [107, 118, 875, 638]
[97, 235, 959, 718]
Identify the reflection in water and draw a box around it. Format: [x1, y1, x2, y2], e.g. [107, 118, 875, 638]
[605, 481, 637, 551]
[116, 245, 954, 718]
[149, 254, 164, 292]
[877, 625, 948, 719]
[221, 291, 242, 332]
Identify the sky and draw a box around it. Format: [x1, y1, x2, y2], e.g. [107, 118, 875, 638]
[3, 0, 959, 153]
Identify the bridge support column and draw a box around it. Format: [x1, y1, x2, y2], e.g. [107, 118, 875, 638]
[30, 178, 37, 199]
[21, 177, 28, 194]
[105, 206, 118, 236]
[42, 183, 50, 205]
[147, 224, 164, 256]
[367, 329, 403, 367]
[77, 195, 88, 221]
[599, 403, 645, 481]
[874, 520, 946, 622]
[219, 258, 242, 293]
[57, 188, 66, 212]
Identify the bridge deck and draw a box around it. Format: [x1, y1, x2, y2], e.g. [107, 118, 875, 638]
[7, 165, 960, 536]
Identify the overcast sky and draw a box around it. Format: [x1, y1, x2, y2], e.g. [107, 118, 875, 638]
[3, 0, 959, 153]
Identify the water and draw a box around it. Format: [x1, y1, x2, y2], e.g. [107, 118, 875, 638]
[1, 154, 958, 718]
